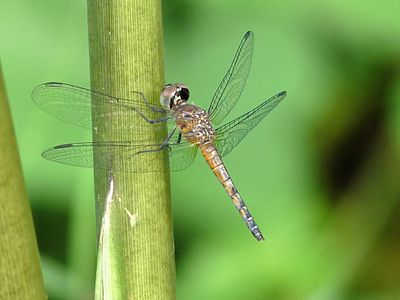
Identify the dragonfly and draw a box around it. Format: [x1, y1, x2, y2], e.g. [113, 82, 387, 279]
[32, 31, 286, 241]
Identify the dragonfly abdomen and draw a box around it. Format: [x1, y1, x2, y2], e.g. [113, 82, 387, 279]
[199, 143, 265, 241]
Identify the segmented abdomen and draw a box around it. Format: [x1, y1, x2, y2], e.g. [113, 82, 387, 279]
[199, 143, 265, 241]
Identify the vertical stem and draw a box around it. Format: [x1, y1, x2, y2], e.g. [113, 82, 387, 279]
[87, 1, 175, 299]
[0, 65, 46, 298]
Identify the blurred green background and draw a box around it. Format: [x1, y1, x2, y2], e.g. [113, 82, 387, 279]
[1, 0, 400, 299]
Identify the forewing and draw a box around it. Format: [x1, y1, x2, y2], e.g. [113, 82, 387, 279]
[208, 31, 254, 125]
[32, 82, 169, 134]
[214, 91, 286, 157]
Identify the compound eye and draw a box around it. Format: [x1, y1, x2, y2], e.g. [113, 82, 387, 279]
[160, 84, 177, 108]
[176, 87, 190, 101]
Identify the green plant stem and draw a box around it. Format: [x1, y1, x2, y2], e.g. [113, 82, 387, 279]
[87, 1, 175, 299]
[0, 65, 46, 299]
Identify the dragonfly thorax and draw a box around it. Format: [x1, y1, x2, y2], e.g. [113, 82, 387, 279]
[176, 104, 215, 145]
[160, 83, 190, 110]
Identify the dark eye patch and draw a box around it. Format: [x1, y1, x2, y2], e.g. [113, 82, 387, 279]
[177, 87, 190, 100]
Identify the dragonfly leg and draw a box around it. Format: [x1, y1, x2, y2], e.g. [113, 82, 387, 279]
[127, 126, 177, 158]
[127, 142, 171, 158]
[135, 90, 166, 113]
[131, 107, 171, 124]
[123, 91, 171, 123]
[162, 126, 183, 152]
[162, 126, 177, 149]
[177, 132, 182, 144]
[146, 116, 171, 124]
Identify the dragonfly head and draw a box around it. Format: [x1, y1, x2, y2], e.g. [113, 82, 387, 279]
[160, 83, 190, 109]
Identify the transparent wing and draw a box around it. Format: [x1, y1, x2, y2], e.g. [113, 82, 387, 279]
[167, 128, 199, 171]
[32, 82, 170, 136]
[33, 82, 198, 172]
[169, 142, 198, 171]
[42, 137, 198, 173]
[208, 31, 254, 125]
[214, 91, 286, 157]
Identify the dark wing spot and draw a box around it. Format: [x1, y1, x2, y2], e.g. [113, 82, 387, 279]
[54, 143, 74, 149]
